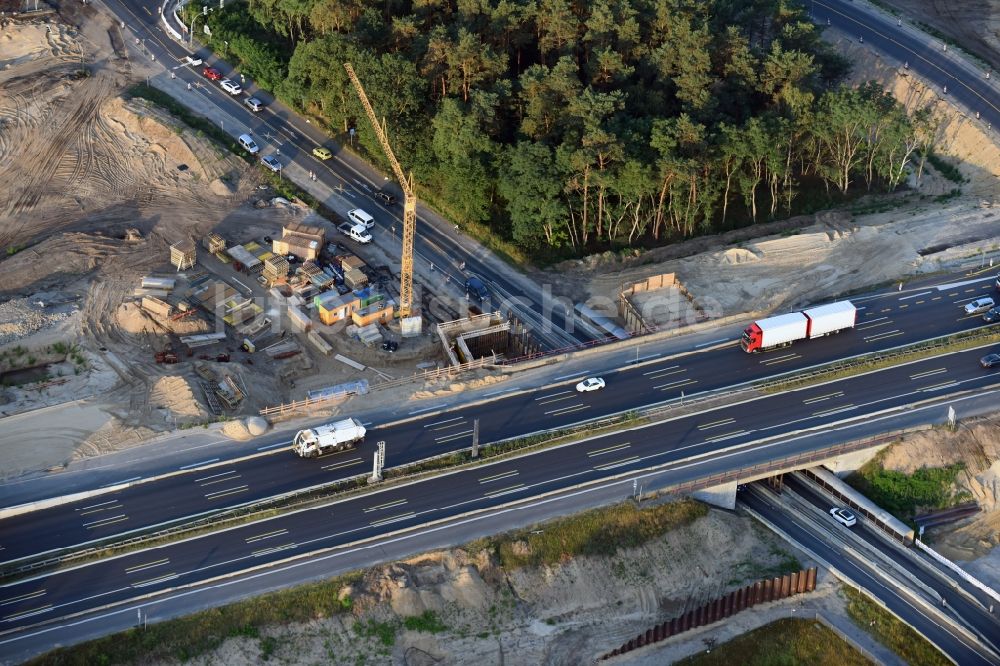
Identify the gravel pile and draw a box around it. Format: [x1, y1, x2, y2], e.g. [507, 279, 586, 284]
[0, 298, 75, 346]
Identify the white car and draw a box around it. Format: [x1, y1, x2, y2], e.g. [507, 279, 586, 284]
[260, 154, 282, 172]
[830, 507, 857, 527]
[965, 297, 995, 315]
[220, 78, 242, 95]
[576, 377, 606, 393]
[345, 223, 372, 244]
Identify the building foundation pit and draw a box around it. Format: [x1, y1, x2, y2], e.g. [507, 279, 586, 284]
[456, 322, 511, 362]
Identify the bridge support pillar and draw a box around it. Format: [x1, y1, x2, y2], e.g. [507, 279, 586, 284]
[690, 480, 737, 510]
[824, 443, 891, 477]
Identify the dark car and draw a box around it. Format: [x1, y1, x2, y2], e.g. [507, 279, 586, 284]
[381, 340, 398, 352]
[981, 353, 1000, 369]
[374, 190, 397, 206]
[202, 66, 223, 81]
[465, 276, 489, 302]
[984, 307, 1000, 323]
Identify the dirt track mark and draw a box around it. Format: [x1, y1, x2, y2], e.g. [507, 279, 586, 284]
[4, 75, 110, 216]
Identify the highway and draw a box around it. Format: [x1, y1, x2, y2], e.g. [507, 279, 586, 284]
[783, 473, 1000, 654]
[1, 344, 999, 648]
[742, 482, 998, 665]
[1, 270, 997, 564]
[817, 0, 1000, 126]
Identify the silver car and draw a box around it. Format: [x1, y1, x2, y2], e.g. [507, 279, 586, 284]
[260, 154, 282, 172]
[965, 297, 995, 315]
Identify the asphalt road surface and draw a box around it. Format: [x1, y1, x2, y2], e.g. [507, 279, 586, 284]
[1, 270, 997, 564]
[1, 345, 999, 645]
[785, 473, 1000, 655]
[742, 483, 998, 665]
[816, 0, 1000, 126]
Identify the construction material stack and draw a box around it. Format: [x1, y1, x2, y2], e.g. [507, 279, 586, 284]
[203, 233, 226, 254]
[264, 254, 289, 283]
[170, 240, 197, 271]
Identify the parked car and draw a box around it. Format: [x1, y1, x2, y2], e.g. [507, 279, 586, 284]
[830, 507, 857, 527]
[576, 377, 606, 393]
[341, 223, 372, 244]
[983, 307, 1000, 323]
[260, 154, 282, 172]
[381, 340, 398, 352]
[465, 276, 489, 302]
[220, 79, 242, 95]
[348, 208, 375, 229]
[981, 353, 1000, 369]
[237, 133, 259, 155]
[374, 190, 397, 206]
[244, 97, 264, 112]
[312, 146, 333, 160]
[202, 66, 222, 81]
[965, 297, 995, 315]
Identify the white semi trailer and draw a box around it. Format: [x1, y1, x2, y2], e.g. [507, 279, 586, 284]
[292, 418, 366, 458]
[740, 300, 857, 352]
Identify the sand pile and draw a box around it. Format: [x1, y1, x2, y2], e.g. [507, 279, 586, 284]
[102, 97, 210, 181]
[115, 302, 210, 336]
[149, 376, 206, 422]
[221, 417, 270, 441]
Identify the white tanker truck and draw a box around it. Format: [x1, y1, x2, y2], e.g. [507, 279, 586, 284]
[292, 418, 366, 458]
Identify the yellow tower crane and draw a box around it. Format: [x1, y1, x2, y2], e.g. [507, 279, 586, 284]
[343, 62, 416, 318]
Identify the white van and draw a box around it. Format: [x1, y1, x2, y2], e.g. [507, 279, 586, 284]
[238, 134, 259, 154]
[346, 223, 372, 244]
[348, 208, 375, 229]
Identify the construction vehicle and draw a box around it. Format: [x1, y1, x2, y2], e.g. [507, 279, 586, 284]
[154, 350, 179, 364]
[345, 63, 416, 318]
[292, 418, 366, 458]
[740, 301, 856, 353]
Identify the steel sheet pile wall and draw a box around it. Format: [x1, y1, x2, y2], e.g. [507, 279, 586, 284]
[599, 567, 817, 660]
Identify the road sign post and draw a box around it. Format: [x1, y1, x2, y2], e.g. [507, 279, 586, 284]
[948, 405, 956, 429]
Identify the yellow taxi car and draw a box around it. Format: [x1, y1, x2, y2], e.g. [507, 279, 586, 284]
[312, 146, 333, 160]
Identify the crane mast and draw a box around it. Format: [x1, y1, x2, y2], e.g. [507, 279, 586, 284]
[343, 62, 416, 318]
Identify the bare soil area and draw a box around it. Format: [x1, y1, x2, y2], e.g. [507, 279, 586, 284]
[149, 507, 837, 666]
[0, 16, 449, 473]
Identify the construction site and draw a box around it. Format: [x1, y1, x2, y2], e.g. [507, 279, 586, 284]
[5, 2, 1000, 470]
[0, 8, 545, 467]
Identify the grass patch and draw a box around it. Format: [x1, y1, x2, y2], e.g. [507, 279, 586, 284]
[468, 499, 708, 569]
[843, 586, 950, 666]
[934, 188, 962, 203]
[27, 572, 361, 665]
[403, 610, 447, 633]
[762, 328, 1000, 394]
[847, 448, 971, 523]
[925, 152, 966, 184]
[676, 617, 874, 666]
[727, 546, 802, 586]
[354, 618, 398, 646]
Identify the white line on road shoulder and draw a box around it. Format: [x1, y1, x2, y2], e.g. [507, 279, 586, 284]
[179, 458, 219, 470]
